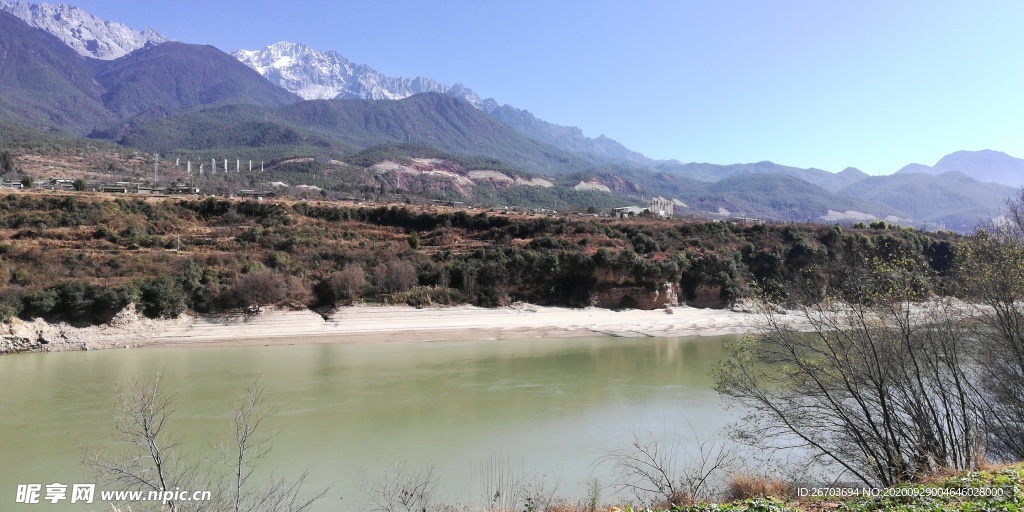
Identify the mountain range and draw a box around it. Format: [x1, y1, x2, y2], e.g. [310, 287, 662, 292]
[0, 1, 1018, 232]
[0, 0, 166, 59]
[232, 40, 651, 165]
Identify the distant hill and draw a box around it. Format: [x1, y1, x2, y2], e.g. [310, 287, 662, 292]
[655, 160, 868, 192]
[896, 150, 1024, 188]
[487, 104, 652, 166]
[92, 42, 299, 120]
[0, 11, 298, 136]
[115, 93, 600, 177]
[840, 171, 1014, 230]
[699, 174, 897, 220]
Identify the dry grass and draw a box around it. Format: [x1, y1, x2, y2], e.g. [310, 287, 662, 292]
[725, 473, 793, 501]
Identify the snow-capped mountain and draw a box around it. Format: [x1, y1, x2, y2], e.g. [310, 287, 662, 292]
[233, 41, 651, 164]
[0, 0, 166, 59]
[233, 41, 497, 110]
[1, 0, 649, 167]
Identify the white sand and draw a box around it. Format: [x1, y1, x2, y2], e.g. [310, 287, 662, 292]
[2, 303, 761, 353]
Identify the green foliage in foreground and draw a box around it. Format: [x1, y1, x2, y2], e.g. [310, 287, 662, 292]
[669, 498, 797, 512]
[644, 464, 1024, 512]
[838, 464, 1024, 512]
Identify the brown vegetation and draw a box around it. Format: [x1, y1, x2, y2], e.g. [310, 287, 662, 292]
[0, 190, 957, 326]
[724, 474, 792, 501]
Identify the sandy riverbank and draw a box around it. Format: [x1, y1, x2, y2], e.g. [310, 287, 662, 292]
[0, 303, 763, 353]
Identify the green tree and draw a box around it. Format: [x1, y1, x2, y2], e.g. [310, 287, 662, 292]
[19, 175, 33, 189]
[0, 150, 14, 174]
[72, 178, 86, 191]
[137, 275, 186, 318]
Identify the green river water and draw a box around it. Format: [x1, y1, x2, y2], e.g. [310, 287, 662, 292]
[0, 335, 737, 510]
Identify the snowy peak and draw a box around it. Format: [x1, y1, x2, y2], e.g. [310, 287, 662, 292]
[232, 41, 495, 110]
[233, 41, 358, 100]
[0, 0, 167, 59]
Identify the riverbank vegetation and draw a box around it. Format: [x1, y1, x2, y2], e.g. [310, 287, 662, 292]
[0, 191, 956, 326]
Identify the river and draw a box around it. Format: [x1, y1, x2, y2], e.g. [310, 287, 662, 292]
[0, 335, 738, 510]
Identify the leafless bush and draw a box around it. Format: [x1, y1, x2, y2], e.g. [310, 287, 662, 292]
[717, 254, 986, 487]
[957, 209, 1024, 461]
[329, 263, 367, 303]
[601, 425, 738, 508]
[233, 269, 287, 310]
[373, 259, 418, 295]
[232, 270, 310, 311]
[279, 273, 313, 307]
[361, 460, 439, 512]
[83, 376, 327, 512]
[520, 472, 561, 512]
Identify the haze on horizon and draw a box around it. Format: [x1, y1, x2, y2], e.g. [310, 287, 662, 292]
[60, 0, 1024, 175]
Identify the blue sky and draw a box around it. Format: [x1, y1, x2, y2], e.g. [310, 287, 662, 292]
[69, 0, 1024, 174]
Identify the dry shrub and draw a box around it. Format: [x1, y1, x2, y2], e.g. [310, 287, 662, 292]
[328, 263, 366, 303]
[725, 473, 791, 501]
[654, 490, 693, 509]
[544, 501, 584, 512]
[233, 269, 311, 309]
[373, 259, 417, 294]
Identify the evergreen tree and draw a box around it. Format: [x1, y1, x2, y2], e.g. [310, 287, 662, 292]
[0, 151, 13, 174]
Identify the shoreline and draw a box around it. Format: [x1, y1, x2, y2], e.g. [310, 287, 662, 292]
[1, 303, 761, 354]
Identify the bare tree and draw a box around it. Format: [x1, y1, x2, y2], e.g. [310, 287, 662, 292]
[84, 376, 327, 512]
[715, 253, 985, 487]
[83, 376, 208, 511]
[361, 460, 439, 512]
[957, 192, 1024, 460]
[601, 424, 738, 507]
